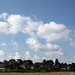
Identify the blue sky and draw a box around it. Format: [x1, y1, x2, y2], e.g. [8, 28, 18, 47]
[0, 0, 75, 63]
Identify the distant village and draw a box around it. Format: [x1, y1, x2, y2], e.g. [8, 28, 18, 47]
[0, 59, 75, 72]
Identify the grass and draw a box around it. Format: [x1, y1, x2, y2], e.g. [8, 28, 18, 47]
[0, 72, 73, 75]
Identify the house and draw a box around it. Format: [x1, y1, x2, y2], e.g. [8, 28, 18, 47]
[67, 64, 71, 70]
[0, 64, 4, 71]
[20, 64, 26, 69]
[35, 62, 43, 67]
[31, 66, 34, 70]
[34, 62, 43, 70]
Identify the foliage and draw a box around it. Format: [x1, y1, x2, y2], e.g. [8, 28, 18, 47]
[1, 58, 75, 72]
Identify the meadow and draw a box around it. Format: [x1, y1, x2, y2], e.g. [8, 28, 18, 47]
[0, 72, 73, 75]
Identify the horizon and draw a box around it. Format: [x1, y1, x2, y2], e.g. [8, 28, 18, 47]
[0, 0, 75, 64]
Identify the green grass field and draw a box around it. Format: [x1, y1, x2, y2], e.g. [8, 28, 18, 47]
[0, 72, 73, 75]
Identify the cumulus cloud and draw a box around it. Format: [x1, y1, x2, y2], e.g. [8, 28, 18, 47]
[26, 37, 66, 57]
[0, 12, 8, 20]
[23, 51, 31, 60]
[11, 39, 19, 50]
[0, 50, 5, 56]
[0, 50, 12, 61]
[73, 30, 75, 37]
[37, 22, 71, 42]
[23, 51, 42, 62]
[0, 12, 74, 60]
[7, 15, 31, 34]
[0, 12, 42, 35]
[0, 50, 21, 61]
[14, 52, 21, 59]
[0, 12, 71, 42]
[7, 53, 13, 60]
[0, 22, 8, 34]
[0, 50, 42, 62]
[70, 41, 75, 48]
[0, 50, 6, 61]
[61, 57, 75, 64]
[32, 55, 41, 62]
[0, 43, 6, 46]
[0, 49, 74, 63]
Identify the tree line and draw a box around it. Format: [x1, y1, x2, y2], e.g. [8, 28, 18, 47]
[0, 59, 75, 72]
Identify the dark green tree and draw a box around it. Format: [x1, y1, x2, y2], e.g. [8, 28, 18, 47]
[43, 59, 47, 66]
[9, 59, 17, 69]
[47, 60, 54, 66]
[16, 59, 23, 69]
[23, 60, 33, 69]
[71, 63, 75, 71]
[55, 59, 60, 66]
[3, 60, 9, 69]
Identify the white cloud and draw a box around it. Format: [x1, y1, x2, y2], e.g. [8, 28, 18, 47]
[61, 57, 75, 64]
[0, 12, 74, 61]
[7, 15, 32, 34]
[26, 37, 66, 57]
[23, 51, 31, 60]
[32, 55, 41, 62]
[0, 43, 6, 46]
[70, 41, 75, 48]
[0, 12, 42, 35]
[73, 56, 75, 59]
[0, 50, 5, 56]
[37, 22, 71, 42]
[23, 51, 44, 62]
[7, 53, 13, 60]
[0, 50, 13, 61]
[0, 12, 71, 42]
[0, 22, 8, 34]
[26, 37, 40, 51]
[14, 52, 21, 59]
[0, 50, 42, 62]
[1, 43, 6, 46]
[22, 21, 42, 35]
[73, 30, 75, 37]
[45, 49, 66, 57]
[0, 50, 72, 63]
[11, 39, 19, 50]
[0, 12, 8, 20]
[25, 51, 30, 56]
[0, 50, 10, 61]
[0, 50, 6, 61]
[0, 50, 21, 61]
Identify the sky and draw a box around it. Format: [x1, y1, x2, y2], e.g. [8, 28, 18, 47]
[0, 0, 75, 63]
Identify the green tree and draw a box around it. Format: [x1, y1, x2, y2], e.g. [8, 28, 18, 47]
[3, 60, 9, 69]
[9, 59, 17, 70]
[17, 59, 23, 69]
[23, 60, 33, 69]
[47, 60, 54, 66]
[43, 59, 47, 66]
[71, 63, 75, 71]
[55, 59, 60, 66]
